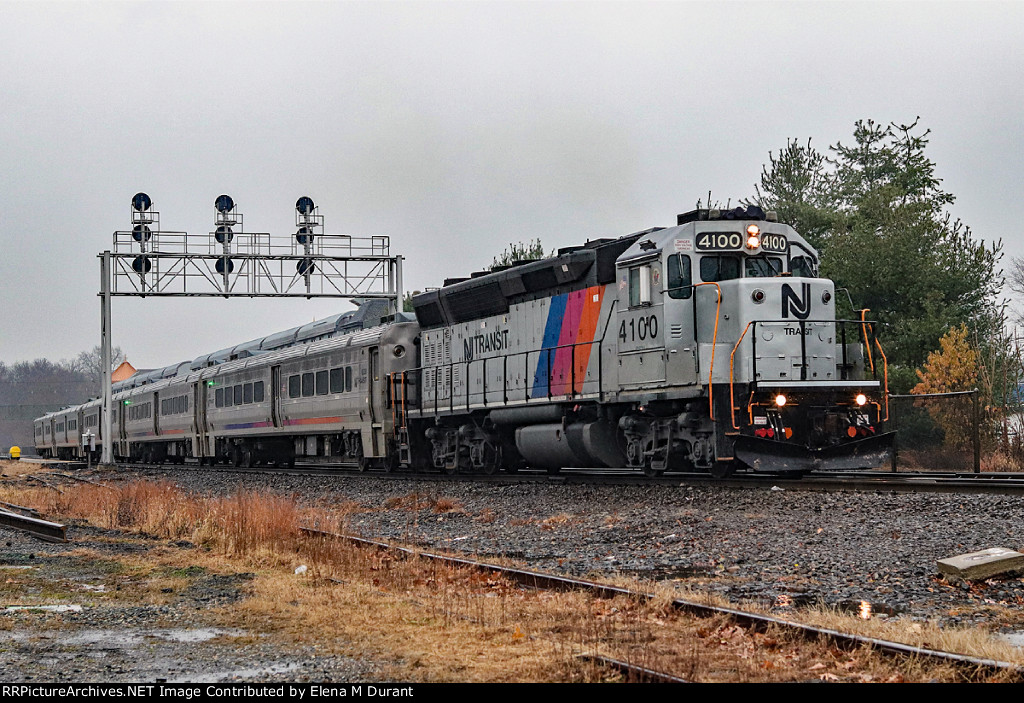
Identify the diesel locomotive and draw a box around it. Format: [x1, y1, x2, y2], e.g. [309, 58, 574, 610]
[35, 205, 893, 476]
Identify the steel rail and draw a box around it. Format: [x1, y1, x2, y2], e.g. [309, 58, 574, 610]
[124, 460, 1024, 497]
[298, 527, 1021, 678]
[577, 654, 689, 683]
[0, 509, 67, 542]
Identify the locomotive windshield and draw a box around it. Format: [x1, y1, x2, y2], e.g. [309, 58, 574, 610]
[791, 255, 816, 277]
[699, 255, 740, 282]
[744, 256, 783, 278]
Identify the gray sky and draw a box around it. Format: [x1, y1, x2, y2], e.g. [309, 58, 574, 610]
[2, 1, 1021, 369]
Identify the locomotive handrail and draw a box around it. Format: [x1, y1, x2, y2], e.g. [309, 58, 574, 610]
[874, 338, 889, 421]
[729, 321, 756, 430]
[861, 308, 875, 373]
[727, 318, 888, 431]
[402, 336, 607, 416]
[690, 282, 722, 421]
[406, 302, 621, 416]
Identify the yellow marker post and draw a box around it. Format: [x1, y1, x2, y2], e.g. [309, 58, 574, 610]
[9, 446, 20, 460]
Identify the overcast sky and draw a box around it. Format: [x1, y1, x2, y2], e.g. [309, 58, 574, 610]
[2, 1, 1021, 369]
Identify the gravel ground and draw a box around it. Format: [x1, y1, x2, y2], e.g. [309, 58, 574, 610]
[0, 524, 388, 683]
[136, 469, 1024, 630]
[4, 466, 1024, 682]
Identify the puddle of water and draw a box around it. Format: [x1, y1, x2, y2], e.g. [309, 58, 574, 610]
[153, 628, 246, 643]
[770, 596, 901, 619]
[621, 566, 714, 580]
[836, 600, 902, 619]
[998, 632, 1024, 648]
[168, 662, 300, 683]
[774, 594, 816, 609]
[55, 627, 246, 647]
[5, 605, 82, 613]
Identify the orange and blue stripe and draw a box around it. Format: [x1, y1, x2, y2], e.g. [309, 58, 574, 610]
[531, 285, 605, 397]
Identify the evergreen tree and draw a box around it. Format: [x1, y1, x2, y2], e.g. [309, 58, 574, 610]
[490, 239, 548, 270]
[753, 119, 1003, 392]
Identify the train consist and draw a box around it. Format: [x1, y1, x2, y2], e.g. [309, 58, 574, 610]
[35, 206, 893, 476]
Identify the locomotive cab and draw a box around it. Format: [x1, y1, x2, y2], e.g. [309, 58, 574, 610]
[613, 206, 892, 475]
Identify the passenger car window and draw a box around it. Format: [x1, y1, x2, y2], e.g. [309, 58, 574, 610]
[330, 368, 343, 393]
[243, 383, 253, 404]
[316, 370, 329, 395]
[216, 388, 224, 407]
[289, 375, 301, 399]
[302, 373, 314, 397]
[345, 367, 353, 392]
[254, 381, 264, 403]
[233, 385, 243, 406]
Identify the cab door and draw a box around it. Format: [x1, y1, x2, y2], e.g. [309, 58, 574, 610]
[194, 381, 208, 459]
[663, 253, 698, 386]
[616, 257, 668, 390]
[366, 347, 384, 458]
[271, 366, 282, 427]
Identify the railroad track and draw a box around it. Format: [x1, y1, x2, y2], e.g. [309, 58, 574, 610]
[299, 526, 1022, 682]
[0, 508, 66, 542]
[99, 460, 1024, 496]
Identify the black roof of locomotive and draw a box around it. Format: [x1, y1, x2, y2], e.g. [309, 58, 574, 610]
[411, 227, 663, 330]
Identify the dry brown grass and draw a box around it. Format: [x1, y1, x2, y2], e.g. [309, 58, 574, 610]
[2, 478, 1021, 682]
[0, 459, 46, 480]
[540, 513, 581, 531]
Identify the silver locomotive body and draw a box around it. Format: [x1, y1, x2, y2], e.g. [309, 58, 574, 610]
[405, 207, 891, 475]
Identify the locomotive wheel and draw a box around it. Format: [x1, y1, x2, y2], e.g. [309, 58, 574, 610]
[710, 460, 736, 479]
[642, 462, 665, 478]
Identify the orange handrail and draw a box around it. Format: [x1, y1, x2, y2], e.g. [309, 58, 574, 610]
[874, 338, 889, 421]
[692, 282, 722, 421]
[860, 309, 875, 374]
[729, 321, 755, 429]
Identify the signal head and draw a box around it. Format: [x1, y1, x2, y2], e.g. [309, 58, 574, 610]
[215, 194, 235, 213]
[296, 196, 315, 215]
[131, 192, 152, 212]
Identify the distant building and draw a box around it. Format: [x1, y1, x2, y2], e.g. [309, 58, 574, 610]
[111, 360, 137, 382]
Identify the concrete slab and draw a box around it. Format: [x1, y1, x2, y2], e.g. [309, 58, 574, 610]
[937, 547, 1024, 581]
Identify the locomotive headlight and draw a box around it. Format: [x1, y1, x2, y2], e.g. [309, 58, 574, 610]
[751, 289, 765, 304]
[855, 393, 867, 406]
[775, 394, 787, 407]
[745, 224, 760, 249]
[822, 291, 832, 304]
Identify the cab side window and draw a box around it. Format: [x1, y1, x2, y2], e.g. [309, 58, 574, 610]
[667, 255, 692, 299]
[628, 265, 652, 307]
